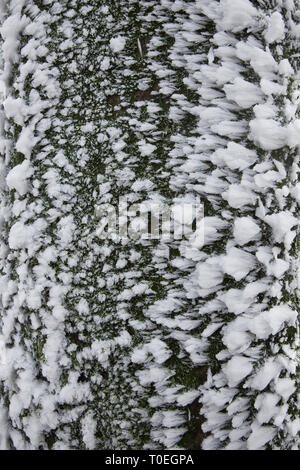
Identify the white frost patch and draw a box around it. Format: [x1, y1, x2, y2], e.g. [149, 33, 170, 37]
[162, 427, 187, 448]
[254, 170, 283, 189]
[247, 421, 276, 450]
[264, 211, 298, 243]
[6, 160, 34, 196]
[250, 119, 287, 150]
[271, 258, 289, 279]
[236, 43, 278, 80]
[249, 305, 297, 340]
[233, 217, 261, 245]
[264, 12, 285, 44]
[59, 381, 90, 405]
[251, 118, 300, 150]
[132, 338, 171, 365]
[197, 257, 224, 289]
[286, 120, 300, 148]
[138, 140, 157, 157]
[16, 126, 38, 159]
[223, 356, 253, 387]
[253, 103, 276, 119]
[221, 289, 252, 315]
[0, 405, 8, 450]
[137, 367, 170, 386]
[219, 0, 257, 33]
[162, 410, 185, 428]
[0, 80, 5, 100]
[177, 390, 200, 406]
[222, 247, 256, 281]
[1, 12, 29, 82]
[109, 36, 126, 53]
[199, 216, 228, 245]
[131, 178, 154, 192]
[100, 57, 110, 71]
[222, 184, 256, 208]
[3, 97, 27, 125]
[81, 412, 96, 450]
[278, 59, 294, 77]
[8, 219, 46, 251]
[57, 215, 75, 246]
[260, 79, 285, 96]
[255, 393, 280, 425]
[223, 327, 252, 353]
[275, 378, 296, 401]
[224, 78, 263, 108]
[250, 359, 282, 392]
[212, 142, 257, 171]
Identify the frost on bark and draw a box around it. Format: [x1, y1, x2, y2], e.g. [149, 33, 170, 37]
[0, 0, 299, 451]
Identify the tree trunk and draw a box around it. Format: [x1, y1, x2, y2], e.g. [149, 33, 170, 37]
[0, 0, 299, 450]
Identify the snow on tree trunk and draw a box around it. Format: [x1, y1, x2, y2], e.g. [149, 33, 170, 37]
[0, 0, 299, 450]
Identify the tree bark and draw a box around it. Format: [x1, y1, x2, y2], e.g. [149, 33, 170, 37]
[0, 0, 299, 450]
